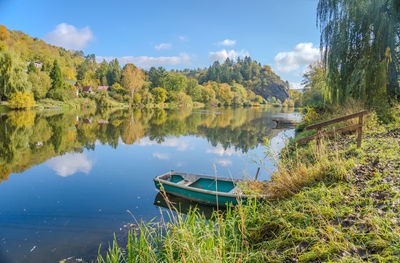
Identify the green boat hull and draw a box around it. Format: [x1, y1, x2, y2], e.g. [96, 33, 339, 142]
[154, 181, 243, 206]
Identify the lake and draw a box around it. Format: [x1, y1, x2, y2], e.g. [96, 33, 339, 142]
[0, 107, 299, 263]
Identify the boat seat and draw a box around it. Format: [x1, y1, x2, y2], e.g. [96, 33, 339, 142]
[177, 179, 192, 186]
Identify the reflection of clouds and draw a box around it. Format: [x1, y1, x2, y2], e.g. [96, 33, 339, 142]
[152, 152, 170, 160]
[217, 159, 232, 166]
[269, 130, 295, 154]
[47, 153, 93, 177]
[206, 144, 238, 156]
[138, 137, 190, 151]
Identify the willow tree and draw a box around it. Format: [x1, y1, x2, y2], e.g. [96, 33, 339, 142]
[0, 51, 31, 100]
[317, 0, 400, 106]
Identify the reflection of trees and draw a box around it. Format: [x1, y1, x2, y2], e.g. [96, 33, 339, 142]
[0, 107, 291, 182]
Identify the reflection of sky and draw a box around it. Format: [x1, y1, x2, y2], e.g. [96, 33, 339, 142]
[0, 109, 298, 263]
[206, 144, 239, 156]
[137, 137, 192, 151]
[46, 153, 93, 177]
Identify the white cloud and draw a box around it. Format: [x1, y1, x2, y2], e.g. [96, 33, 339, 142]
[96, 53, 191, 68]
[152, 152, 170, 160]
[209, 49, 249, 63]
[179, 36, 188, 41]
[207, 144, 239, 156]
[44, 23, 94, 50]
[217, 159, 232, 166]
[138, 137, 190, 151]
[274, 43, 320, 72]
[47, 153, 93, 177]
[155, 43, 172, 50]
[290, 82, 304, 90]
[217, 39, 236, 46]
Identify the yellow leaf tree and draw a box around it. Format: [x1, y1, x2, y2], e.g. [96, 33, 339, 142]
[121, 63, 145, 106]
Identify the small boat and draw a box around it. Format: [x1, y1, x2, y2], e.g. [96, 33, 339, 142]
[272, 119, 298, 125]
[153, 171, 266, 206]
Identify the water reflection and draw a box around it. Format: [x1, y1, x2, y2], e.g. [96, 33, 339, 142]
[0, 107, 299, 263]
[47, 153, 94, 177]
[0, 107, 299, 183]
[153, 192, 216, 220]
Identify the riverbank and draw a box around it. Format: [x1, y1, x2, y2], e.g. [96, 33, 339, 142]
[94, 104, 399, 262]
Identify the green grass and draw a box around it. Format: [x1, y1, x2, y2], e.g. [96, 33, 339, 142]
[95, 105, 400, 263]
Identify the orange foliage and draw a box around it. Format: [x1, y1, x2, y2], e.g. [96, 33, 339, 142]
[0, 25, 9, 41]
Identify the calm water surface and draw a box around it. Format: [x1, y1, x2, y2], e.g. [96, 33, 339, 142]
[0, 107, 299, 262]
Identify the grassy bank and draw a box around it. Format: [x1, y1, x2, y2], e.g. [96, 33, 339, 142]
[95, 105, 400, 263]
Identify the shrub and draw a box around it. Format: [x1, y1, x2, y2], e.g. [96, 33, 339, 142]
[132, 93, 141, 105]
[8, 91, 35, 109]
[152, 87, 167, 104]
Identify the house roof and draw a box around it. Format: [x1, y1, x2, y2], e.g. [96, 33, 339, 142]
[97, 86, 109, 91]
[66, 80, 77, 86]
[82, 86, 92, 92]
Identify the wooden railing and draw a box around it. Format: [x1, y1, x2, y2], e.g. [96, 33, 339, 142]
[296, 110, 368, 149]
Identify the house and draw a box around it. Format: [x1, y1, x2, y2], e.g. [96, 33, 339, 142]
[81, 86, 94, 94]
[98, 119, 109, 124]
[97, 86, 109, 92]
[26, 61, 43, 69]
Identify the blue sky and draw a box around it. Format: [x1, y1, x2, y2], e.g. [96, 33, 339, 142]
[0, 0, 321, 88]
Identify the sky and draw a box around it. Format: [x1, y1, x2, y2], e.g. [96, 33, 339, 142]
[0, 0, 321, 89]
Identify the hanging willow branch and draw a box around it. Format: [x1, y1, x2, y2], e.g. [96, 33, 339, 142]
[317, 0, 400, 105]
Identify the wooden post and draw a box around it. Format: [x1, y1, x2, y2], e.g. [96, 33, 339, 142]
[254, 167, 260, 181]
[316, 128, 322, 151]
[357, 114, 363, 148]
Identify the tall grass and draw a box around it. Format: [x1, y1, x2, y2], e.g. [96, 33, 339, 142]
[95, 197, 265, 263]
[95, 103, 400, 262]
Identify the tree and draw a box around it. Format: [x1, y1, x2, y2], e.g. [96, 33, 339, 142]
[121, 63, 145, 105]
[149, 67, 168, 88]
[164, 72, 187, 93]
[317, 0, 400, 104]
[49, 60, 64, 90]
[110, 82, 126, 94]
[27, 62, 38, 74]
[0, 25, 9, 41]
[0, 51, 31, 99]
[152, 87, 167, 104]
[107, 59, 121, 86]
[139, 89, 154, 105]
[96, 60, 109, 86]
[186, 78, 202, 101]
[8, 91, 35, 109]
[28, 71, 52, 99]
[77, 54, 96, 80]
[301, 62, 328, 106]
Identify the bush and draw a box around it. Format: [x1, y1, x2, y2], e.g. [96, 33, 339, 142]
[112, 93, 124, 102]
[8, 91, 35, 109]
[152, 87, 167, 104]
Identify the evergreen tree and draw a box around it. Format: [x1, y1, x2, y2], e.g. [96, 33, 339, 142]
[27, 62, 37, 74]
[107, 59, 121, 86]
[49, 60, 63, 90]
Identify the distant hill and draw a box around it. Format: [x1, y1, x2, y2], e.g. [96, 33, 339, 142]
[0, 27, 83, 79]
[0, 25, 290, 107]
[180, 57, 290, 102]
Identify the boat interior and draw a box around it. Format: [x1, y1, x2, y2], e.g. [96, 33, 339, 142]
[159, 173, 236, 193]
